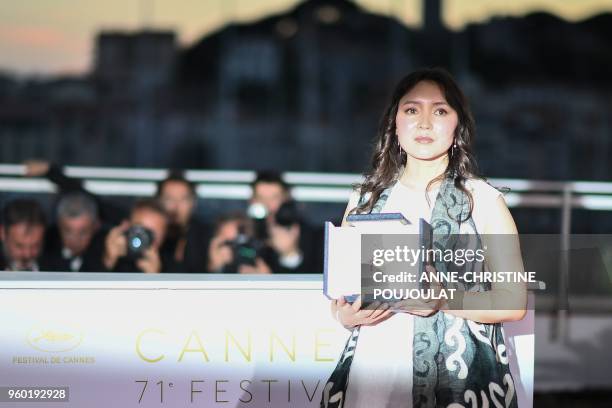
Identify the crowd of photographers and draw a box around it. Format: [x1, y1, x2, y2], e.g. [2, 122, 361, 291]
[0, 162, 323, 274]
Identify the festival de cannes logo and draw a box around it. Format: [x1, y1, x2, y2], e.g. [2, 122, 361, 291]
[27, 326, 83, 353]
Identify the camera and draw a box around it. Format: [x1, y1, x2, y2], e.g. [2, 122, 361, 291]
[274, 200, 301, 227]
[246, 200, 302, 241]
[125, 225, 154, 258]
[221, 225, 264, 272]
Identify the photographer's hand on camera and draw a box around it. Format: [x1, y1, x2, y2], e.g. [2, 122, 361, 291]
[207, 234, 272, 274]
[268, 221, 301, 261]
[103, 221, 129, 270]
[23, 160, 50, 177]
[237, 257, 271, 274]
[136, 247, 162, 274]
[207, 234, 234, 272]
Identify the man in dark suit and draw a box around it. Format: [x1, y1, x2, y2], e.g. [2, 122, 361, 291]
[42, 192, 106, 272]
[0, 199, 46, 271]
[249, 171, 323, 274]
[156, 171, 210, 273]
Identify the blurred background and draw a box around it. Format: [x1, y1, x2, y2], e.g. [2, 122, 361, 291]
[1, 0, 612, 405]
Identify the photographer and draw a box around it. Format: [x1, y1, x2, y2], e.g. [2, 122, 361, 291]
[0, 199, 46, 271]
[102, 199, 168, 273]
[156, 171, 210, 273]
[42, 192, 106, 272]
[248, 171, 323, 273]
[207, 212, 271, 274]
[249, 171, 290, 218]
[261, 200, 323, 274]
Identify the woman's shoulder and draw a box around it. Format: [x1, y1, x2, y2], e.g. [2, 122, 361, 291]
[347, 182, 399, 208]
[465, 178, 517, 234]
[464, 177, 503, 203]
[347, 186, 364, 209]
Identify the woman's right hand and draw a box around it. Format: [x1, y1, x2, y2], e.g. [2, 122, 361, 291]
[331, 296, 392, 330]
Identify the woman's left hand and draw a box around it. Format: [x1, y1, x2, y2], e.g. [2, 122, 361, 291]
[394, 266, 447, 317]
[394, 296, 444, 317]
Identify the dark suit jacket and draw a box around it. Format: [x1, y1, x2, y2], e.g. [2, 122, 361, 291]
[160, 219, 211, 273]
[40, 226, 107, 272]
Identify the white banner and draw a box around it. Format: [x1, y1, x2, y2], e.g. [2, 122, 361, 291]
[0, 274, 533, 407]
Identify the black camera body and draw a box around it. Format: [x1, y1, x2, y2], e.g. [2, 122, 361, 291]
[246, 200, 302, 242]
[222, 200, 302, 273]
[222, 228, 264, 273]
[274, 200, 301, 227]
[125, 225, 154, 259]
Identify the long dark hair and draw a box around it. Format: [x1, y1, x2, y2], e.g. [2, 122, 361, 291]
[353, 67, 480, 215]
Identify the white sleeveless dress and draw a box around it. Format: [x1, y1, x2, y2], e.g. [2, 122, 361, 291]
[343, 179, 503, 408]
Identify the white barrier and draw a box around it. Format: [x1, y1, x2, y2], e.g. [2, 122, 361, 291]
[0, 273, 534, 407]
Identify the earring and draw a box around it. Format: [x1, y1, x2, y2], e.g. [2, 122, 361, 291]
[451, 140, 457, 156]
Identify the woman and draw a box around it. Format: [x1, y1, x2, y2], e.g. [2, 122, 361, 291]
[322, 68, 527, 408]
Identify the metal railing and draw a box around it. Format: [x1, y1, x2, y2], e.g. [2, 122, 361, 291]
[2, 164, 612, 209]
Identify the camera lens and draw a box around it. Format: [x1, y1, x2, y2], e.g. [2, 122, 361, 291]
[125, 225, 154, 258]
[131, 237, 142, 248]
